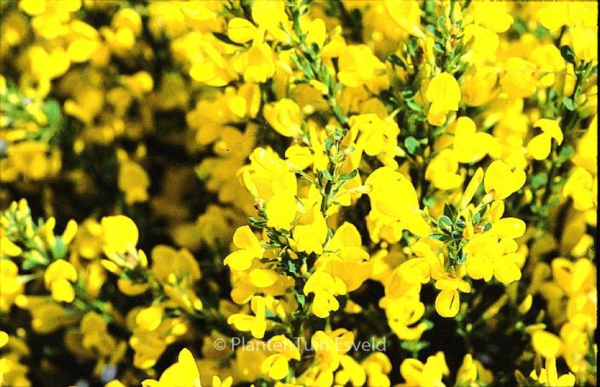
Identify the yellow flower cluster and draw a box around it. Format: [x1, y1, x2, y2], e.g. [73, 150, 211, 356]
[0, 0, 597, 386]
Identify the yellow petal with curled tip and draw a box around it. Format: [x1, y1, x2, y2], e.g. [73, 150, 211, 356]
[435, 289, 460, 318]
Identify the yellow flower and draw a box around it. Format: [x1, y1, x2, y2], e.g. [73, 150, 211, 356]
[426, 72, 461, 126]
[224, 226, 265, 271]
[4, 141, 61, 181]
[532, 330, 563, 359]
[425, 149, 463, 190]
[265, 191, 297, 231]
[500, 57, 537, 99]
[227, 17, 257, 44]
[16, 295, 79, 334]
[101, 215, 139, 254]
[189, 40, 235, 87]
[471, 2, 513, 33]
[571, 25, 598, 63]
[530, 357, 575, 387]
[263, 99, 302, 138]
[19, 0, 47, 16]
[460, 167, 484, 208]
[315, 222, 372, 292]
[562, 167, 596, 211]
[28, 45, 71, 80]
[251, 0, 288, 30]
[303, 271, 347, 318]
[0, 260, 24, 312]
[380, 294, 428, 341]
[452, 117, 494, 164]
[142, 348, 202, 387]
[400, 351, 449, 386]
[460, 65, 498, 107]
[151, 245, 201, 285]
[349, 113, 400, 167]
[112, 8, 142, 35]
[261, 336, 301, 380]
[465, 234, 523, 284]
[527, 119, 564, 160]
[237, 33, 275, 84]
[366, 166, 431, 240]
[135, 305, 164, 332]
[227, 295, 267, 338]
[44, 259, 78, 303]
[536, 3, 569, 31]
[456, 353, 493, 386]
[337, 45, 389, 92]
[118, 160, 150, 205]
[292, 207, 328, 255]
[0, 237, 22, 257]
[360, 353, 392, 387]
[434, 274, 471, 318]
[484, 159, 526, 200]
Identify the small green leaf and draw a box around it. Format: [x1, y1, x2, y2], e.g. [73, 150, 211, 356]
[558, 145, 574, 161]
[339, 169, 358, 181]
[423, 196, 435, 207]
[433, 42, 445, 54]
[455, 248, 467, 264]
[406, 99, 424, 112]
[212, 32, 246, 47]
[443, 203, 456, 219]
[438, 215, 453, 233]
[52, 237, 67, 259]
[295, 293, 306, 307]
[402, 88, 416, 99]
[563, 97, 575, 111]
[530, 173, 548, 190]
[388, 54, 404, 68]
[560, 45, 576, 65]
[472, 212, 481, 226]
[43, 99, 62, 130]
[404, 136, 421, 155]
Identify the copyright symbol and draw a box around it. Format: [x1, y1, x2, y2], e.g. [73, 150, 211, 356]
[214, 338, 227, 351]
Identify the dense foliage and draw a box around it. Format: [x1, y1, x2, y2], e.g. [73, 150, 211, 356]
[0, 1, 597, 386]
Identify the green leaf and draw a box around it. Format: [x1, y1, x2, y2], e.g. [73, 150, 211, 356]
[563, 97, 575, 111]
[455, 248, 467, 264]
[471, 212, 481, 226]
[404, 136, 421, 155]
[406, 37, 418, 57]
[530, 173, 548, 190]
[212, 32, 246, 47]
[338, 169, 358, 181]
[322, 170, 333, 181]
[388, 54, 404, 68]
[43, 99, 62, 130]
[429, 233, 451, 242]
[443, 203, 456, 219]
[560, 45, 576, 65]
[558, 145, 574, 161]
[295, 292, 306, 307]
[423, 196, 435, 207]
[52, 237, 67, 259]
[401, 340, 430, 353]
[438, 215, 453, 233]
[287, 259, 298, 274]
[433, 42, 445, 54]
[402, 88, 416, 99]
[405, 98, 424, 112]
